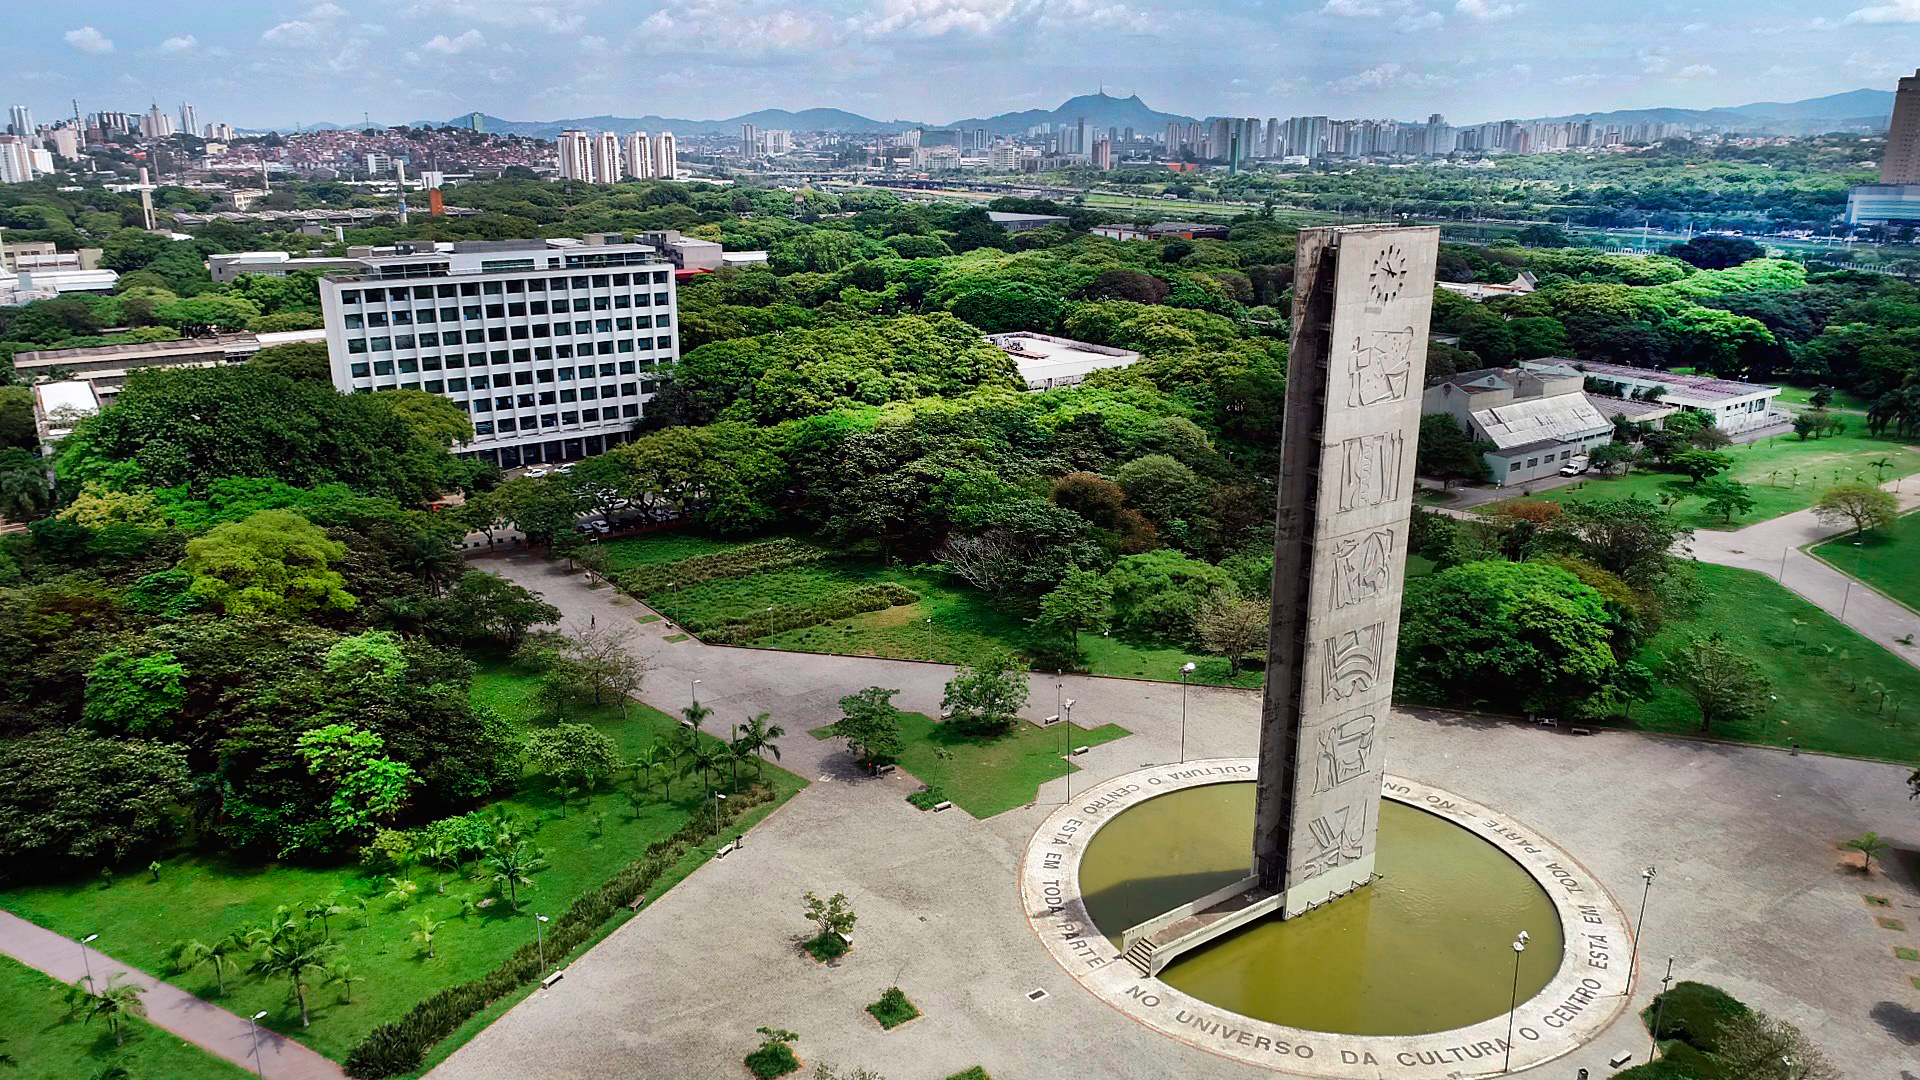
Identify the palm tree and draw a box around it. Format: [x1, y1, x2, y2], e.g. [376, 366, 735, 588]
[725, 729, 756, 793]
[78, 974, 147, 1047]
[1869, 457, 1895, 484]
[632, 742, 673, 800]
[325, 961, 366, 1004]
[489, 807, 533, 852]
[487, 844, 546, 911]
[303, 896, 348, 941]
[171, 936, 243, 996]
[681, 737, 726, 793]
[409, 914, 445, 959]
[384, 876, 419, 908]
[681, 699, 713, 731]
[248, 920, 337, 1028]
[736, 712, 786, 781]
[1843, 831, 1889, 872]
[421, 841, 459, 894]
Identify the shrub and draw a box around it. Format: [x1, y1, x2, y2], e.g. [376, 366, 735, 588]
[697, 584, 919, 644]
[1642, 980, 1751, 1055]
[945, 1069, 994, 1080]
[906, 787, 947, 811]
[865, 986, 920, 1029]
[345, 783, 777, 1078]
[621, 539, 828, 596]
[803, 932, 848, 961]
[746, 1039, 801, 1079]
[1609, 1061, 1702, 1080]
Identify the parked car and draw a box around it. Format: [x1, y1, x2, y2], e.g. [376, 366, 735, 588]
[525, 467, 551, 479]
[1558, 455, 1591, 477]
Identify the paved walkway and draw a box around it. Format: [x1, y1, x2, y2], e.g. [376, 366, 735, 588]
[428, 554, 1920, 1080]
[0, 910, 344, 1080]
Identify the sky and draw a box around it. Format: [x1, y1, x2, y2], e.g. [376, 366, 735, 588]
[7, 1, 1920, 129]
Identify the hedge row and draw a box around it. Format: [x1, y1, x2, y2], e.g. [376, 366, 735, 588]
[700, 584, 920, 644]
[343, 782, 778, 1078]
[622, 539, 828, 597]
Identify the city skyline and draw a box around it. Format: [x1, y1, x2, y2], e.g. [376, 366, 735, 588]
[5, 1, 1920, 132]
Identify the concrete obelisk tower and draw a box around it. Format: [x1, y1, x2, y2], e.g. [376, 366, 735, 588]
[1253, 224, 1439, 918]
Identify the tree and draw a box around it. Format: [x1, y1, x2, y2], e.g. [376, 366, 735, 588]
[0, 387, 37, 449]
[735, 712, 786, 780]
[1841, 831, 1888, 873]
[525, 723, 621, 796]
[83, 649, 188, 735]
[435, 571, 558, 651]
[1813, 482, 1898, 536]
[1713, 1011, 1841, 1080]
[940, 650, 1030, 737]
[409, 913, 445, 959]
[535, 624, 649, 717]
[835, 687, 905, 766]
[171, 935, 243, 996]
[633, 741, 674, 801]
[75, 973, 147, 1046]
[1695, 477, 1756, 523]
[1193, 593, 1268, 677]
[1415, 413, 1492, 485]
[1545, 496, 1687, 585]
[1399, 561, 1620, 714]
[1033, 568, 1112, 652]
[1659, 633, 1771, 734]
[1114, 454, 1209, 532]
[802, 891, 857, 941]
[294, 724, 418, 851]
[1670, 449, 1733, 484]
[0, 448, 52, 522]
[1516, 223, 1572, 248]
[248, 342, 333, 383]
[179, 508, 356, 617]
[486, 843, 546, 910]
[248, 916, 338, 1028]
[1664, 234, 1763, 270]
[0, 732, 191, 867]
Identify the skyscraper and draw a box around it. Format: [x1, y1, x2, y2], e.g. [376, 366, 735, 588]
[625, 132, 654, 179]
[653, 132, 677, 179]
[179, 103, 198, 141]
[7, 105, 30, 137]
[1884, 70, 1920, 184]
[557, 129, 592, 181]
[143, 103, 174, 138]
[741, 122, 758, 158]
[592, 131, 622, 184]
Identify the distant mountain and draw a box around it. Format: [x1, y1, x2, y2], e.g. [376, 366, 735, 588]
[942, 91, 1195, 136]
[1513, 89, 1892, 135]
[1727, 88, 1893, 122]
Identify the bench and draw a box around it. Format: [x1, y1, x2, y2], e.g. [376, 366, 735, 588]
[932, 801, 953, 812]
[541, 970, 565, 989]
[1569, 726, 1595, 736]
[1071, 745, 1090, 756]
[874, 763, 897, 776]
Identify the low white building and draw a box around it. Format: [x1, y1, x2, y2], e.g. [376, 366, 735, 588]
[1561, 360, 1780, 433]
[33, 380, 100, 445]
[986, 332, 1140, 391]
[1423, 364, 1614, 486]
[1436, 270, 1538, 301]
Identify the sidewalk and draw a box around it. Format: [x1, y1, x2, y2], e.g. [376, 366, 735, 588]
[0, 910, 344, 1080]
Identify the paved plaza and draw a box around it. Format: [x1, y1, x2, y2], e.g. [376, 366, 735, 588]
[427, 555, 1920, 1080]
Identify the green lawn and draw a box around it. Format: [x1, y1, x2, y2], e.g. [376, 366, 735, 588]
[1810, 510, 1920, 613]
[1632, 563, 1920, 759]
[0, 953, 250, 1080]
[813, 711, 1130, 818]
[0, 663, 805, 1066]
[1486, 431, 1920, 531]
[1772, 385, 1872, 412]
[599, 532, 742, 574]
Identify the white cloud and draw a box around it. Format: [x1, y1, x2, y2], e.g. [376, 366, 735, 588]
[861, 0, 1026, 37]
[64, 26, 114, 54]
[159, 34, 198, 53]
[1846, 50, 1905, 78]
[1322, 0, 1385, 15]
[405, 0, 586, 34]
[1397, 10, 1444, 31]
[306, 2, 349, 17]
[1848, 0, 1920, 23]
[1330, 61, 1453, 92]
[262, 20, 323, 45]
[423, 29, 486, 53]
[1637, 46, 1670, 74]
[1676, 63, 1717, 78]
[1455, 0, 1519, 19]
[1681, 21, 1705, 32]
[1554, 72, 1607, 86]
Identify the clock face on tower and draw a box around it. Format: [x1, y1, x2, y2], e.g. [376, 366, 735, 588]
[1369, 244, 1407, 304]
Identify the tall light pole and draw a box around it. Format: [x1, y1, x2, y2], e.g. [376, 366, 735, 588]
[690, 677, 701, 706]
[535, 913, 549, 971]
[1631, 866, 1656, 993]
[247, 1010, 267, 1079]
[712, 791, 726, 837]
[1648, 956, 1676, 1063]
[1503, 930, 1529, 1072]
[1179, 662, 1196, 762]
[925, 617, 934, 660]
[78, 933, 98, 990]
[1061, 698, 1076, 803]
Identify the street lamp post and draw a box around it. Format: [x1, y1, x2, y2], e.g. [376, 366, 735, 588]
[1503, 930, 1529, 1072]
[246, 1010, 267, 1079]
[1061, 698, 1076, 803]
[712, 791, 726, 838]
[690, 677, 701, 706]
[535, 914, 549, 971]
[1179, 663, 1196, 762]
[1631, 866, 1656, 993]
[925, 617, 934, 660]
[78, 933, 98, 990]
[1647, 956, 1676, 1063]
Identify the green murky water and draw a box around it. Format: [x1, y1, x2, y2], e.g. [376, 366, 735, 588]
[1079, 782, 1564, 1036]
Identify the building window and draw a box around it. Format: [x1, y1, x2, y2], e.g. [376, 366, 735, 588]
[464, 329, 485, 344]
[530, 300, 548, 315]
[496, 417, 515, 431]
[574, 320, 591, 335]
[541, 413, 560, 427]
[436, 284, 456, 298]
[593, 297, 610, 311]
[561, 411, 580, 424]
[656, 336, 672, 349]
[582, 408, 600, 421]
[345, 313, 364, 329]
[341, 290, 361, 304]
[348, 339, 368, 354]
[448, 377, 467, 391]
[395, 335, 416, 350]
[441, 306, 459, 322]
[614, 295, 631, 309]
[556, 345, 573, 359]
[416, 309, 437, 324]
[656, 314, 670, 327]
[485, 304, 505, 319]
[1526, 457, 1538, 468]
[373, 360, 394, 375]
[367, 312, 389, 327]
[391, 310, 413, 325]
[473, 421, 494, 435]
[370, 336, 392, 352]
[487, 327, 507, 342]
[540, 391, 558, 406]
[398, 358, 418, 373]
[424, 380, 444, 393]
[1509, 461, 1521, 472]
[623, 403, 639, 417]
[635, 315, 653, 328]
[418, 332, 440, 348]
[578, 386, 596, 401]
[446, 354, 466, 369]
[469, 374, 490, 389]
[350, 362, 370, 378]
[422, 355, 442, 370]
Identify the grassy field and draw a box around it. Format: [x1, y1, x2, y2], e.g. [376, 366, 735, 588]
[1485, 431, 1920, 531]
[1632, 563, 1920, 759]
[0, 663, 805, 1065]
[1810, 509, 1920, 612]
[813, 712, 1130, 817]
[1773, 385, 1873, 413]
[0, 953, 251, 1080]
[605, 532, 1261, 687]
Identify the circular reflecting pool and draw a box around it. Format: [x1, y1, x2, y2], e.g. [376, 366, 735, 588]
[1079, 782, 1564, 1036]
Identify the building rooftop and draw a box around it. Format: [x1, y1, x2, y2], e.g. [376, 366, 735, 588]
[1470, 392, 1612, 451]
[986, 332, 1140, 389]
[14, 334, 257, 367]
[986, 211, 1069, 224]
[1547, 359, 1774, 403]
[1583, 392, 1677, 420]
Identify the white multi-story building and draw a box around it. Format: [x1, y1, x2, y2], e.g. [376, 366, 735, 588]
[50, 127, 80, 159]
[624, 132, 654, 179]
[0, 136, 32, 184]
[317, 238, 680, 468]
[27, 148, 53, 177]
[142, 103, 174, 138]
[653, 132, 676, 179]
[557, 129, 592, 181]
[591, 131, 621, 184]
[7, 105, 30, 137]
[179, 103, 198, 141]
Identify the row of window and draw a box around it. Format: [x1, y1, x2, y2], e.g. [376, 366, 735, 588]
[472, 406, 639, 436]
[350, 357, 663, 378]
[338, 271, 668, 304]
[349, 332, 674, 355]
[342, 294, 669, 328]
